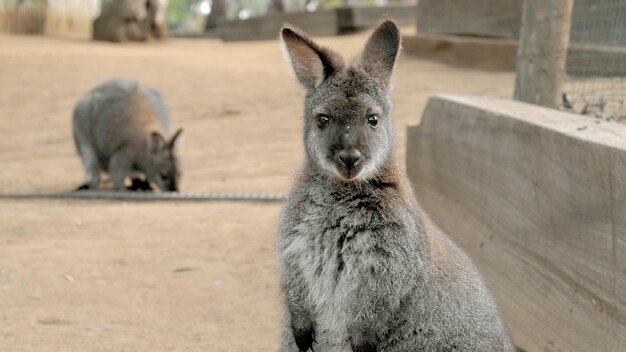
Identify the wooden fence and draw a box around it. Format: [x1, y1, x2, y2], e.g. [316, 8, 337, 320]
[0, 0, 47, 34]
[0, 0, 100, 38]
[407, 95, 626, 352]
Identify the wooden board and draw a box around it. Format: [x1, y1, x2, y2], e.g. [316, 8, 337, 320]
[417, 0, 523, 39]
[339, 5, 415, 32]
[402, 33, 518, 71]
[403, 33, 626, 76]
[567, 43, 626, 77]
[203, 6, 415, 42]
[217, 10, 340, 42]
[0, 4, 47, 34]
[406, 95, 626, 351]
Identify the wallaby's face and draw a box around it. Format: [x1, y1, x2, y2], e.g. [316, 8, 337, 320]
[146, 128, 182, 192]
[302, 68, 394, 181]
[281, 21, 400, 181]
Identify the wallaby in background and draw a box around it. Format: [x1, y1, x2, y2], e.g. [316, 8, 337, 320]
[276, 21, 514, 352]
[73, 78, 182, 192]
[93, 0, 169, 43]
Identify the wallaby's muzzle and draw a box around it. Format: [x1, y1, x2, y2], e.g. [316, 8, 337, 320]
[335, 148, 364, 180]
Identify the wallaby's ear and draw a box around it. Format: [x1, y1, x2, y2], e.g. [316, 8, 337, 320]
[361, 20, 401, 85]
[148, 132, 166, 154]
[168, 128, 183, 149]
[280, 24, 344, 90]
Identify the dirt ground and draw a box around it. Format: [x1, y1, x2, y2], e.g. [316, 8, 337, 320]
[0, 29, 514, 352]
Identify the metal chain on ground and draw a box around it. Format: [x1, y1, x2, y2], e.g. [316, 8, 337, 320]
[0, 191, 285, 202]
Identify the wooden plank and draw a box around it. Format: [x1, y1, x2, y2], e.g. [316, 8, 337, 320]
[45, 0, 101, 39]
[514, 0, 574, 109]
[406, 95, 626, 351]
[417, 0, 523, 39]
[340, 5, 415, 31]
[567, 43, 626, 77]
[0, 2, 47, 35]
[402, 33, 518, 71]
[214, 10, 340, 42]
[403, 33, 626, 77]
[614, 151, 626, 324]
[207, 6, 414, 42]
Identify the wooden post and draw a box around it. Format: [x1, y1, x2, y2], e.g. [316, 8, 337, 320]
[204, 0, 227, 31]
[514, 0, 574, 108]
[266, 0, 284, 15]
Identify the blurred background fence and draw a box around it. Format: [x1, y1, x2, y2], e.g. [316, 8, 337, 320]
[564, 0, 626, 122]
[0, 0, 416, 38]
[403, 0, 626, 124]
[1, 0, 49, 34]
[0, 0, 101, 37]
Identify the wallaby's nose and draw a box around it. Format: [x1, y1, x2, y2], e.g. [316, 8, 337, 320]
[338, 150, 361, 169]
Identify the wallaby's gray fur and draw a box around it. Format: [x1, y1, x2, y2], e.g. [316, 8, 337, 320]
[276, 21, 514, 352]
[73, 78, 182, 192]
[93, 0, 168, 43]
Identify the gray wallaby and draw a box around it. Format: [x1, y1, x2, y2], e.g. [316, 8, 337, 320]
[276, 21, 514, 352]
[73, 78, 182, 192]
[93, 0, 168, 42]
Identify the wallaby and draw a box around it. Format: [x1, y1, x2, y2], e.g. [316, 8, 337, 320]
[276, 21, 515, 352]
[93, 0, 147, 42]
[73, 78, 182, 192]
[93, 0, 168, 42]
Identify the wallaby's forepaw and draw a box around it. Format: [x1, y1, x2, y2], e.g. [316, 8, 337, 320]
[128, 178, 153, 192]
[293, 327, 316, 352]
[76, 184, 91, 191]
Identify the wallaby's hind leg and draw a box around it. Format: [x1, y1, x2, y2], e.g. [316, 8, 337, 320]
[109, 152, 133, 191]
[76, 143, 101, 190]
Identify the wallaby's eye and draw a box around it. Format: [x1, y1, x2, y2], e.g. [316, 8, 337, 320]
[317, 114, 329, 129]
[368, 114, 379, 128]
[161, 173, 168, 181]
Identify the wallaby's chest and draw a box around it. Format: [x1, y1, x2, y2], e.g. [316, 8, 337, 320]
[295, 195, 379, 280]
[286, 193, 387, 342]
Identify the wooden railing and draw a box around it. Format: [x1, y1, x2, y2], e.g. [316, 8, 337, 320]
[0, 0, 100, 38]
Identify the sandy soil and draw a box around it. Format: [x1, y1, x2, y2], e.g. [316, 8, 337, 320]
[0, 30, 514, 352]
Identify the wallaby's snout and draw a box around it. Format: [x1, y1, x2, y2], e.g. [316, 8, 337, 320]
[338, 148, 361, 173]
[334, 124, 364, 179]
[314, 112, 383, 181]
